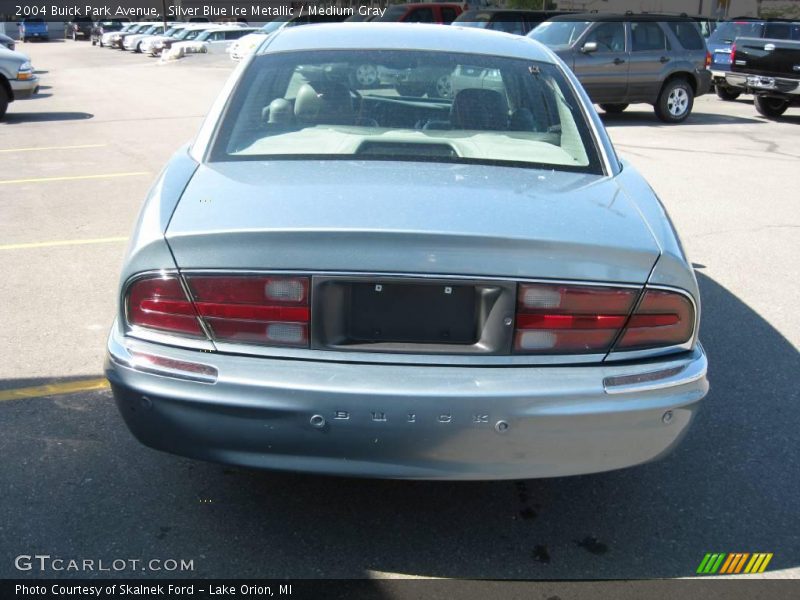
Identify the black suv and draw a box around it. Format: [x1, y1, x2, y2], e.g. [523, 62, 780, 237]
[530, 13, 712, 123]
[708, 18, 800, 100]
[65, 16, 93, 41]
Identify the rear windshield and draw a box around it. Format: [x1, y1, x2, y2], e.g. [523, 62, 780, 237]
[667, 21, 706, 50]
[210, 49, 601, 174]
[261, 18, 290, 33]
[763, 22, 800, 40]
[529, 21, 592, 47]
[176, 28, 204, 40]
[709, 21, 764, 43]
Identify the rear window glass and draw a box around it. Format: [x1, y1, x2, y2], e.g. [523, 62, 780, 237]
[709, 21, 764, 43]
[632, 22, 669, 51]
[667, 21, 705, 49]
[529, 21, 592, 47]
[763, 22, 800, 40]
[211, 49, 602, 174]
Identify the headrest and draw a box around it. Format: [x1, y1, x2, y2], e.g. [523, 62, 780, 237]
[294, 82, 354, 125]
[450, 89, 508, 131]
[262, 98, 293, 125]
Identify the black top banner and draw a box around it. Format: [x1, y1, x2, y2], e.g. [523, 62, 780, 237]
[0, 1, 390, 22]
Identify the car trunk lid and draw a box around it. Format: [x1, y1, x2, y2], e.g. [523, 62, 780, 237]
[166, 161, 659, 283]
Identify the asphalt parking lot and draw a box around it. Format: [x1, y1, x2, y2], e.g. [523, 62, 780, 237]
[1, 40, 798, 580]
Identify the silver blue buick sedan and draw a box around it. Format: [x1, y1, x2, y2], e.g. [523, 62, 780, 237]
[105, 23, 708, 480]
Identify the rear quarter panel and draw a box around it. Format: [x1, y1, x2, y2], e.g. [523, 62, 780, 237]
[614, 159, 699, 298]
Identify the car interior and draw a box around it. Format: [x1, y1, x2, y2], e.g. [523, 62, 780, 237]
[216, 51, 596, 171]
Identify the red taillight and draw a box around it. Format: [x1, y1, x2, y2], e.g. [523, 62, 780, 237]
[730, 42, 736, 65]
[126, 275, 204, 337]
[514, 284, 638, 354]
[705, 51, 712, 68]
[513, 283, 694, 355]
[125, 274, 311, 347]
[614, 289, 694, 350]
[185, 275, 310, 347]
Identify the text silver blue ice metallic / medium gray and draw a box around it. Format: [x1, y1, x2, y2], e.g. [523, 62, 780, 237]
[106, 23, 708, 480]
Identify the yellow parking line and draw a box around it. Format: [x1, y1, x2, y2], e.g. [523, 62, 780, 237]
[0, 236, 128, 250]
[0, 172, 149, 185]
[0, 144, 106, 154]
[0, 378, 110, 403]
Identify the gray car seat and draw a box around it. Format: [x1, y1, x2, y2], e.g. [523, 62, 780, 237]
[449, 88, 509, 131]
[294, 82, 355, 125]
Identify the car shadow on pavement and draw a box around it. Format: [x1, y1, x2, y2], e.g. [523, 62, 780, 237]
[0, 273, 797, 579]
[600, 110, 763, 127]
[2, 111, 93, 124]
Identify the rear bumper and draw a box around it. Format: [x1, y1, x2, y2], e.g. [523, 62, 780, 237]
[695, 68, 713, 96]
[106, 324, 708, 480]
[725, 72, 800, 96]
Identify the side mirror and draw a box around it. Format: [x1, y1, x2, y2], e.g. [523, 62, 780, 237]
[581, 41, 598, 54]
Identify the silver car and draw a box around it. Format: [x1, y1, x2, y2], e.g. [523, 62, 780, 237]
[0, 46, 38, 119]
[106, 23, 708, 480]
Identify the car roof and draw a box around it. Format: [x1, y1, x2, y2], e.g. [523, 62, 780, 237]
[725, 16, 800, 23]
[459, 9, 571, 16]
[547, 12, 697, 23]
[201, 25, 255, 32]
[263, 22, 557, 62]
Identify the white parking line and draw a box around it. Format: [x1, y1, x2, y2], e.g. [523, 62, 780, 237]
[0, 144, 106, 154]
[0, 237, 128, 251]
[0, 172, 149, 185]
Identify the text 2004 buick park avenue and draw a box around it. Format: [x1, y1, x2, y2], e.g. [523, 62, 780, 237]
[105, 23, 708, 480]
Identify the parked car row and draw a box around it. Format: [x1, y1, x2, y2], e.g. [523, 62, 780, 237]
[70, 8, 797, 121]
[226, 7, 580, 61]
[91, 21, 257, 60]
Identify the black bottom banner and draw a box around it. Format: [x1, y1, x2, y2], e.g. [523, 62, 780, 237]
[3, 579, 800, 600]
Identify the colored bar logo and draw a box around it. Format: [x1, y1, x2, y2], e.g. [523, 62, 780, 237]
[696, 552, 773, 574]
